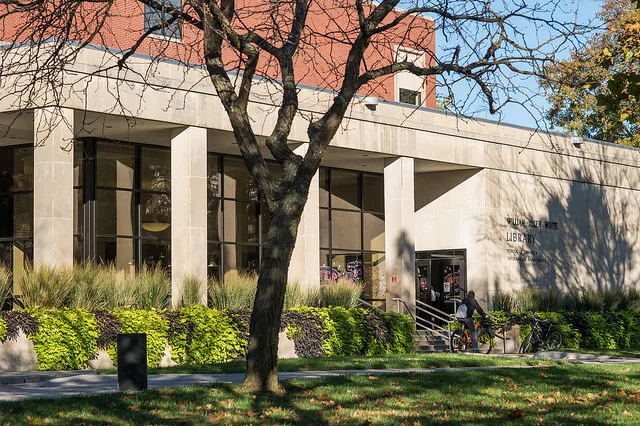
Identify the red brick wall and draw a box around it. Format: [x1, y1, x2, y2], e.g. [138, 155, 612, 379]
[1, 0, 436, 107]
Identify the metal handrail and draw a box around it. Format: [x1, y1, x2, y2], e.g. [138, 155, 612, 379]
[356, 298, 384, 312]
[392, 297, 456, 349]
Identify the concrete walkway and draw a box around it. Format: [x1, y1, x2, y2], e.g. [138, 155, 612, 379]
[0, 351, 637, 402]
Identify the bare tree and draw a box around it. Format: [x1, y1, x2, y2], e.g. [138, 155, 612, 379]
[0, 0, 590, 391]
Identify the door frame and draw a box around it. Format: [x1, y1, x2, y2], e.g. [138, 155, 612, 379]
[415, 249, 467, 315]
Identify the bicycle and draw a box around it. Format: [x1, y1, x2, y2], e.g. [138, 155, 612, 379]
[519, 313, 563, 353]
[449, 319, 494, 354]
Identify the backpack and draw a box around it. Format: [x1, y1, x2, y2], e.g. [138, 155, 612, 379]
[455, 303, 468, 319]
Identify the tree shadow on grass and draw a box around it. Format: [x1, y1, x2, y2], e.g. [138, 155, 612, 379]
[1, 366, 639, 425]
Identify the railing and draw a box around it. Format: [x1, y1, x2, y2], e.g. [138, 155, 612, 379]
[356, 298, 384, 312]
[392, 297, 456, 348]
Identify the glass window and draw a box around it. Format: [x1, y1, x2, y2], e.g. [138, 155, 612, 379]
[362, 174, 384, 213]
[141, 240, 170, 270]
[74, 189, 83, 235]
[399, 88, 421, 106]
[0, 148, 33, 193]
[223, 200, 258, 243]
[319, 168, 329, 208]
[208, 242, 221, 279]
[331, 252, 363, 283]
[96, 143, 135, 189]
[320, 209, 329, 248]
[73, 140, 83, 187]
[319, 249, 337, 286]
[141, 192, 171, 238]
[96, 237, 135, 274]
[0, 195, 32, 238]
[223, 244, 259, 276]
[330, 169, 360, 210]
[144, 0, 182, 39]
[363, 212, 385, 251]
[141, 148, 171, 192]
[331, 210, 361, 250]
[13, 148, 33, 192]
[224, 157, 257, 201]
[207, 197, 222, 241]
[208, 154, 221, 198]
[363, 252, 386, 301]
[96, 189, 135, 236]
[73, 236, 83, 264]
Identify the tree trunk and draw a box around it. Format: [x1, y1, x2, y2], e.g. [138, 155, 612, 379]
[243, 188, 307, 392]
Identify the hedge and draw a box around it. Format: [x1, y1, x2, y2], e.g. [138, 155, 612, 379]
[488, 310, 640, 351]
[0, 306, 415, 371]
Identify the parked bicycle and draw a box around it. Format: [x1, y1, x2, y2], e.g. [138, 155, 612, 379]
[449, 319, 494, 354]
[519, 313, 563, 353]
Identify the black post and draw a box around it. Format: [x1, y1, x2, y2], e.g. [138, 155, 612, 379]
[117, 333, 148, 391]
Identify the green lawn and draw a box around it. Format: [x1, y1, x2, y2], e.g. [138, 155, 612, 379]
[1, 363, 639, 424]
[136, 353, 559, 375]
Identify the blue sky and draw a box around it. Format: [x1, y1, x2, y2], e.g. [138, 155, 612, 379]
[430, 0, 605, 130]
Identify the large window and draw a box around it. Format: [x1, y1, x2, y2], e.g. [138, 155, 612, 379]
[75, 140, 170, 273]
[0, 146, 33, 298]
[319, 168, 385, 306]
[207, 155, 275, 281]
[144, 0, 182, 39]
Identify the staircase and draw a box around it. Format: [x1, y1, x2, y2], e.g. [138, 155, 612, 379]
[414, 329, 449, 352]
[358, 297, 458, 353]
[392, 298, 460, 353]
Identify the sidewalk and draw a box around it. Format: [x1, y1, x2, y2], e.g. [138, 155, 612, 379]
[0, 351, 637, 402]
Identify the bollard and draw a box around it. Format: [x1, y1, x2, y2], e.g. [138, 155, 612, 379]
[117, 333, 148, 391]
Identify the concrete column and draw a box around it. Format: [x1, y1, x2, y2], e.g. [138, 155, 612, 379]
[171, 127, 208, 307]
[384, 157, 416, 311]
[33, 107, 74, 268]
[287, 144, 320, 290]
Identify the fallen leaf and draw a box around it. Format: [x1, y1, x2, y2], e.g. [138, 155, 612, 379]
[508, 408, 525, 418]
[368, 376, 379, 381]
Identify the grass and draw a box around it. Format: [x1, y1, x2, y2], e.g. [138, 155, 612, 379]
[136, 353, 560, 375]
[1, 363, 639, 424]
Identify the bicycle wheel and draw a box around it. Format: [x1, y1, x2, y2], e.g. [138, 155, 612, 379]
[520, 334, 533, 353]
[477, 329, 494, 354]
[449, 330, 461, 352]
[545, 330, 563, 351]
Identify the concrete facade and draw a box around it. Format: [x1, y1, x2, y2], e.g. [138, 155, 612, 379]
[1, 47, 639, 310]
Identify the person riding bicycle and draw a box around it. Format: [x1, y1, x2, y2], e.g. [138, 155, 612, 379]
[457, 291, 489, 352]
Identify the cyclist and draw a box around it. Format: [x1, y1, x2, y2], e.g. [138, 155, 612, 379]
[457, 291, 489, 352]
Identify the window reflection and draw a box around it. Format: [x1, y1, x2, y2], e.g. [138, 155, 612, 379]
[223, 244, 258, 276]
[0, 146, 33, 293]
[319, 168, 385, 307]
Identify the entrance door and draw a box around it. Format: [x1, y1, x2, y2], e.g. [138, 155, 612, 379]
[415, 250, 466, 319]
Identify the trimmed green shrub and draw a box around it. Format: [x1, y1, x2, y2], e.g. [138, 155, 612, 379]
[0, 314, 7, 342]
[380, 311, 415, 354]
[164, 310, 191, 364]
[326, 306, 366, 356]
[27, 308, 99, 370]
[108, 308, 169, 367]
[180, 305, 246, 364]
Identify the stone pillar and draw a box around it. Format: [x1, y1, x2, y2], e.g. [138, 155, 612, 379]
[383, 157, 416, 311]
[171, 127, 208, 307]
[33, 107, 74, 268]
[287, 144, 320, 290]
